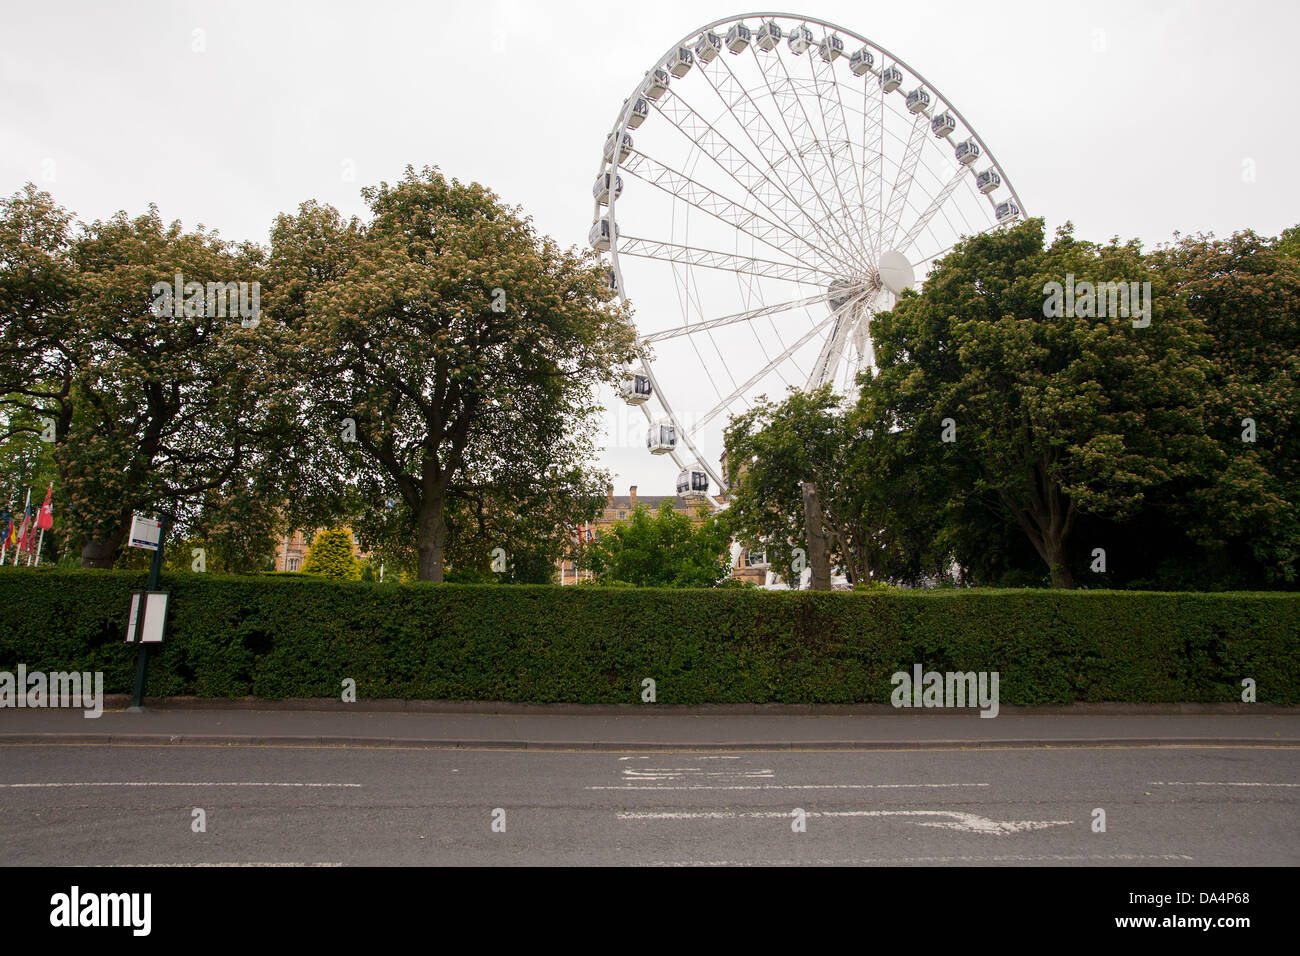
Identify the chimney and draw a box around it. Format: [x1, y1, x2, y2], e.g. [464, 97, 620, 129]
[629, 485, 637, 508]
[606, 483, 614, 509]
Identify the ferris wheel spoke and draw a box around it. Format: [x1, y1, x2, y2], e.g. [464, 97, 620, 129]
[697, 53, 865, 273]
[860, 70, 887, 267]
[881, 113, 930, 251]
[618, 236, 839, 285]
[697, 314, 838, 429]
[641, 290, 836, 344]
[652, 90, 859, 275]
[807, 48, 869, 263]
[620, 152, 843, 272]
[895, 163, 971, 254]
[912, 213, 1010, 272]
[808, 290, 875, 388]
[781, 47, 868, 268]
[753, 45, 869, 274]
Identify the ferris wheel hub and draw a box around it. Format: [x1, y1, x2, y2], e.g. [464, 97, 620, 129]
[877, 250, 915, 297]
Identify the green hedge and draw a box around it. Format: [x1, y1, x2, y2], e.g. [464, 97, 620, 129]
[0, 568, 1297, 704]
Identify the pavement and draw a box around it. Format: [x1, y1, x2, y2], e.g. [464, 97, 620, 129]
[1, 700, 1297, 750]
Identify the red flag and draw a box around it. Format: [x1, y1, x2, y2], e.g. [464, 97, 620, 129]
[36, 483, 53, 531]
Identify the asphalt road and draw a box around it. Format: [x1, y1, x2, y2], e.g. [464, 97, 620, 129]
[2, 743, 1296, 865]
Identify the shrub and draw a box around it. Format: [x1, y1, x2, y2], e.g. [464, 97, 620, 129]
[0, 569, 1295, 704]
[299, 529, 361, 581]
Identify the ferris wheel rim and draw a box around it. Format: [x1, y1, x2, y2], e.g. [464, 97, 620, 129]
[594, 11, 1029, 508]
[597, 12, 1029, 227]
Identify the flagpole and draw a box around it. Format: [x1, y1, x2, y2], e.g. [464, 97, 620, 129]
[25, 485, 35, 566]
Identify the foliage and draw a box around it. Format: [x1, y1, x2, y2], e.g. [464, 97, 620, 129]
[271, 166, 636, 581]
[726, 219, 1300, 591]
[859, 219, 1214, 588]
[300, 527, 361, 580]
[0, 185, 290, 571]
[1, 568, 1295, 704]
[578, 500, 733, 588]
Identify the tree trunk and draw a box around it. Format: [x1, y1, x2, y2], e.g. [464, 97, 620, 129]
[416, 494, 447, 582]
[1044, 535, 1075, 589]
[80, 512, 130, 569]
[801, 481, 831, 591]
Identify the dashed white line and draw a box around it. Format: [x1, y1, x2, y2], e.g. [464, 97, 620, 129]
[104, 862, 344, 867]
[589, 782, 990, 791]
[0, 782, 362, 789]
[649, 854, 1195, 866]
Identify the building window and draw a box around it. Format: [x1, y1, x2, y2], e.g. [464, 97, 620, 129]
[743, 550, 768, 569]
[618, 511, 626, 520]
[287, 556, 301, 572]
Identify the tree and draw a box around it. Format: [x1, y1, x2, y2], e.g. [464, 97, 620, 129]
[859, 219, 1215, 588]
[724, 385, 929, 588]
[0, 186, 293, 569]
[726, 386, 843, 588]
[275, 167, 635, 581]
[300, 528, 362, 580]
[1145, 227, 1300, 585]
[579, 500, 732, 588]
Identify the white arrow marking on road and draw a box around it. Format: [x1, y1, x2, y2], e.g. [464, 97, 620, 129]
[1149, 781, 1300, 787]
[617, 809, 1072, 834]
[623, 768, 775, 780]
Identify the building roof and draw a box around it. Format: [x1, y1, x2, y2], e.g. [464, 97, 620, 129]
[604, 495, 691, 511]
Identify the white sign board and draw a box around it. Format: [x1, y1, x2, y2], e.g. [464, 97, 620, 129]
[129, 514, 162, 551]
[124, 591, 169, 644]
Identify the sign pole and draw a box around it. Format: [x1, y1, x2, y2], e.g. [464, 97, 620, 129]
[127, 514, 169, 713]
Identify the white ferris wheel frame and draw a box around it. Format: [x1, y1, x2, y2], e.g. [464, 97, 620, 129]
[593, 11, 1029, 509]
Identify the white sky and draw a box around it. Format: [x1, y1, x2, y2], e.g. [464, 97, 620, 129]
[3, 1, 1297, 495]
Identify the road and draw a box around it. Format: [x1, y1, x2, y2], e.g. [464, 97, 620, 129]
[2, 742, 1296, 865]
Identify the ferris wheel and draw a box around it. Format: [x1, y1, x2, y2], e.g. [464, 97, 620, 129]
[592, 12, 1026, 507]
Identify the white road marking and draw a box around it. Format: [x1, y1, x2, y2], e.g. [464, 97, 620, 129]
[1149, 781, 1300, 787]
[589, 783, 990, 791]
[623, 768, 775, 780]
[0, 782, 362, 789]
[649, 854, 1195, 866]
[617, 809, 1071, 834]
[104, 862, 344, 867]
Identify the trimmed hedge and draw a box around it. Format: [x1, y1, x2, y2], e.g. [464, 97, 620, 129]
[0, 568, 1297, 704]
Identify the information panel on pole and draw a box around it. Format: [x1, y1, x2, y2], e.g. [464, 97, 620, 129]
[123, 591, 169, 644]
[128, 514, 162, 551]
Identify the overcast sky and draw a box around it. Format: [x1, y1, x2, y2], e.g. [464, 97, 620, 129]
[3, 1, 1297, 495]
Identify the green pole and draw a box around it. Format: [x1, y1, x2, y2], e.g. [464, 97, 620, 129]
[127, 515, 169, 712]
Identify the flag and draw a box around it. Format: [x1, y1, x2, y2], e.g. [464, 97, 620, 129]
[36, 483, 53, 531]
[15, 500, 31, 554]
[1, 509, 12, 550]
